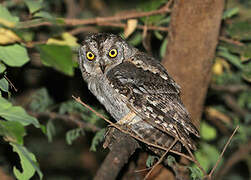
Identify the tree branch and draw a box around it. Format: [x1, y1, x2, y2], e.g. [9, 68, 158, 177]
[17, 4, 171, 29]
[207, 126, 239, 179]
[223, 94, 249, 118]
[30, 111, 101, 132]
[216, 139, 251, 179]
[94, 128, 139, 180]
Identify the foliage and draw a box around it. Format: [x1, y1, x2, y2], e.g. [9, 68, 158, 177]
[0, 84, 42, 179]
[66, 127, 85, 145]
[90, 128, 106, 152]
[37, 44, 75, 76]
[146, 155, 159, 168]
[0, 0, 250, 179]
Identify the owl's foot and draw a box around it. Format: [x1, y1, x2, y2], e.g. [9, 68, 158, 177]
[103, 126, 116, 149]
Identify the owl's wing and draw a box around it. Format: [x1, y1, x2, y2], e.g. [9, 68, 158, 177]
[106, 54, 199, 149]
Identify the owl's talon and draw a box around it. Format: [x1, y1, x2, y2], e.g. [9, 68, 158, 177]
[103, 127, 116, 149]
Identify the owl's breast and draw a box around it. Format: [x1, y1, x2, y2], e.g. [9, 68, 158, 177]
[87, 76, 130, 121]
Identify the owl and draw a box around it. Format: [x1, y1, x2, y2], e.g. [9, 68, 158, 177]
[78, 33, 199, 156]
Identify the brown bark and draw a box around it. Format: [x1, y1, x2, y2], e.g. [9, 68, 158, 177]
[94, 128, 139, 180]
[162, 0, 225, 129]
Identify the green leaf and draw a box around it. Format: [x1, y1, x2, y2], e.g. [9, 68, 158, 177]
[154, 31, 164, 40]
[139, 0, 167, 24]
[24, 0, 44, 14]
[84, 108, 103, 125]
[90, 128, 105, 152]
[167, 155, 176, 167]
[0, 121, 26, 144]
[200, 121, 217, 141]
[47, 33, 79, 47]
[219, 42, 251, 60]
[10, 143, 43, 180]
[46, 120, 56, 142]
[66, 128, 84, 145]
[242, 61, 251, 82]
[0, 44, 30, 67]
[234, 124, 251, 143]
[29, 88, 54, 113]
[214, 72, 243, 85]
[238, 91, 251, 109]
[34, 11, 53, 19]
[160, 38, 168, 58]
[0, 5, 19, 27]
[0, 97, 40, 128]
[195, 143, 221, 172]
[227, 21, 251, 40]
[16, 19, 49, 29]
[128, 33, 142, 46]
[188, 166, 203, 180]
[222, 7, 239, 20]
[156, 16, 171, 26]
[217, 48, 243, 70]
[146, 155, 158, 168]
[0, 78, 9, 92]
[59, 100, 88, 114]
[0, 62, 6, 73]
[37, 44, 74, 76]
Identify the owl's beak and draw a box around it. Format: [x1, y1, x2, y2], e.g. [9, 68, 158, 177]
[99, 61, 106, 73]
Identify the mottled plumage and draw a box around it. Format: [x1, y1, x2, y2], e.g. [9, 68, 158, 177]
[78, 33, 199, 155]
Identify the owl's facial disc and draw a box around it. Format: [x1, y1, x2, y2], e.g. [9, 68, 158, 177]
[98, 48, 119, 73]
[79, 33, 135, 76]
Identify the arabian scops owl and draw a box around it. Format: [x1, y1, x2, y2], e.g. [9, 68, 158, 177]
[78, 33, 199, 155]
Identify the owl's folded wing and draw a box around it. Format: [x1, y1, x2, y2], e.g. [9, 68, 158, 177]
[106, 59, 199, 150]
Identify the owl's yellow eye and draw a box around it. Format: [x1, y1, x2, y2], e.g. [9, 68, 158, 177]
[86, 51, 95, 60]
[108, 49, 118, 58]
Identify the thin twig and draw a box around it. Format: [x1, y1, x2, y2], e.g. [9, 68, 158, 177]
[216, 140, 251, 178]
[68, 26, 99, 35]
[219, 36, 244, 46]
[72, 96, 193, 162]
[134, 167, 152, 173]
[30, 111, 101, 132]
[144, 138, 178, 180]
[207, 125, 239, 179]
[173, 125, 207, 176]
[223, 95, 248, 118]
[210, 84, 249, 93]
[4, 75, 17, 92]
[97, 22, 169, 32]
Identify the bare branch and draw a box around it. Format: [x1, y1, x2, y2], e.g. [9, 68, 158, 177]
[219, 36, 245, 46]
[207, 125, 239, 179]
[144, 138, 178, 180]
[223, 95, 249, 118]
[4, 75, 17, 92]
[94, 128, 139, 180]
[30, 111, 101, 132]
[210, 84, 250, 93]
[216, 140, 251, 178]
[17, 4, 171, 29]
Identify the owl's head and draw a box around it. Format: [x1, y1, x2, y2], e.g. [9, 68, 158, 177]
[78, 33, 136, 79]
